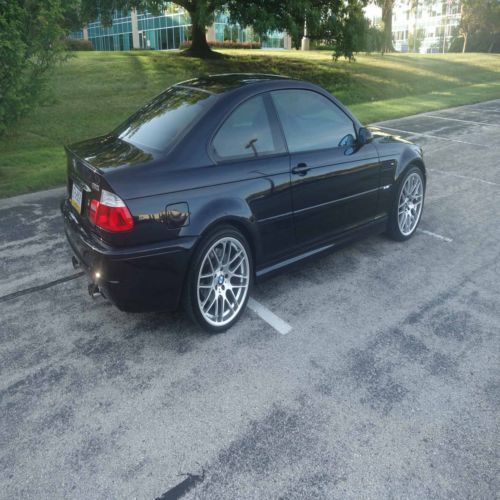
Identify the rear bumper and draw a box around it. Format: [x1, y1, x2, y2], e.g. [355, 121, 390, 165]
[61, 200, 196, 312]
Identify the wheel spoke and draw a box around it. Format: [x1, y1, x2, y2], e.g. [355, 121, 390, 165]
[215, 294, 221, 319]
[230, 283, 247, 289]
[219, 295, 224, 321]
[221, 240, 229, 266]
[204, 292, 217, 313]
[230, 273, 246, 279]
[224, 295, 236, 313]
[228, 250, 243, 267]
[209, 250, 218, 270]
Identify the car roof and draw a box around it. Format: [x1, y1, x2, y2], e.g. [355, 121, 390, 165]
[174, 73, 296, 94]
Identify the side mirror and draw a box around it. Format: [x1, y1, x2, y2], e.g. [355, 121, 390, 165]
[358, 127, 373, 146]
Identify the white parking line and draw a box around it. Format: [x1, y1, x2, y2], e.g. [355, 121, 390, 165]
[376, 126, 489, 147]
[417, 229, 453, 243]
[247, 297, 292, 335]
[423, 115, 500, 127]
[428, 168, 500, 187]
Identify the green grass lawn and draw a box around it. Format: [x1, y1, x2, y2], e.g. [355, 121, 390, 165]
[1, 49, 499, 198]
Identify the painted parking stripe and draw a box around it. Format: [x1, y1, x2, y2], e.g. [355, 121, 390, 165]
[428, 168, 500, 187]
[375, 126, 489, 147]
[247, 297, 292, 335]
[417, 229, 453, 243]
[423, 115, 500, 127]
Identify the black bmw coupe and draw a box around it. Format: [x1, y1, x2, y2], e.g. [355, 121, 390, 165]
[62, 74, 425, 332]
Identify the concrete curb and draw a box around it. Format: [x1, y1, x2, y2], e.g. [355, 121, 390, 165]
[0, 186, 65, 210]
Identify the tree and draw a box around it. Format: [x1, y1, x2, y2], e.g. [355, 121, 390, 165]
[408, 28, 425, 53]
[376, 0, 395, 52]
[228, 0, 370, 60]
[0, 0, 67, 136]
[78, 0, 367, 58]
[308, 0, 369, 60]
[460, 0, 500, 52]
[365, 25, 385, 52]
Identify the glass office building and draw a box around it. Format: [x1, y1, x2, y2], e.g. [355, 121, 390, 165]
[262, 31, 286, 49]
[86, 11, 133, 51]
[213, 12, 255, 43]
[136, 10, 191, 49]
[70, 7, 287, 51]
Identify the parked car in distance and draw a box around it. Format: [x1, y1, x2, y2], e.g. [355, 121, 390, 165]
[61, 74, 426, 332]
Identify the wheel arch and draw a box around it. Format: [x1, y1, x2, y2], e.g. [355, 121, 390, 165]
[198, 217, 258, 269]
[395, 146, 426, 184]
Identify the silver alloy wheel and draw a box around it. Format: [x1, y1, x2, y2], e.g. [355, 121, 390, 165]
[197, 236, 250, 327]
[398, 172, 424, 236]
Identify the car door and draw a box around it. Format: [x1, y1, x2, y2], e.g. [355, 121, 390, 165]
[270, 89, 381, 247]
[209, 93, 294, 267]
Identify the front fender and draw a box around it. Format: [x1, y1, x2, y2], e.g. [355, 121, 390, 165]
[395, 145, 426, 183]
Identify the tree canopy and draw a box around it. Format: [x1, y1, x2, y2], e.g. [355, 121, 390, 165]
[75, 0, 369, 58]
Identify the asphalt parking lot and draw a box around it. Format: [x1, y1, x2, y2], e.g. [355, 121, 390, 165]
[1, 100, 499, 499]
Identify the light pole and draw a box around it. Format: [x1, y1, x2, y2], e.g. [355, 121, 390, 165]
[301, 18, 310, 50]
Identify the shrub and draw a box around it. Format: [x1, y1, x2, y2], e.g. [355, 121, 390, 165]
[365, 27, 385, 53]
[65, 38, 94, 51]
[180, 40, 261, 50]
[0, 0, 66, 136]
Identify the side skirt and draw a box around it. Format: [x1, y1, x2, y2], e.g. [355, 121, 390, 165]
[255, 216, 388, 282]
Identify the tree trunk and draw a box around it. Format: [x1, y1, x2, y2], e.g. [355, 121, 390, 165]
[182, 8, 215, 58]
[462, 32, 468, 52]
[381, 1, 395, 53]
[487, 33, 495, 52]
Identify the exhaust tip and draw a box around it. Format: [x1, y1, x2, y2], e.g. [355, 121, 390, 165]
[88, 283, 102, 299]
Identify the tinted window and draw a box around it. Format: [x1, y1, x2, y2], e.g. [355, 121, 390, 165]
[271, 90, 356, 153]
[212, 95, 283, 160]
[115, 87, 215, 152]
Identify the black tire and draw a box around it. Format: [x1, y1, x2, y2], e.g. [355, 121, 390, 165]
[387, 165, 425, 241]
[183, 225, 253, 333]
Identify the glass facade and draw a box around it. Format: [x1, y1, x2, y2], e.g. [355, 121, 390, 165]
[213, 12, 255, 43]
[87, 11, 133, 51]
[136, 11, 190, 50]
[69, 30, 84, 39]
[69, 6, 286, 51]
[262, 31, 285, 49]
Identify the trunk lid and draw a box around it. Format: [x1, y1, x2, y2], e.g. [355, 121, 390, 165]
[65, 134, 154, 228]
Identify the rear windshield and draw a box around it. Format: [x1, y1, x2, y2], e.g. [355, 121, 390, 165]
[115, 86, 215, 152]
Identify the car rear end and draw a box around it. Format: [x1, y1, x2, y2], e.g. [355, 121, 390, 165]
[61, 148, 192, 312]
[61, 84, 221, 312]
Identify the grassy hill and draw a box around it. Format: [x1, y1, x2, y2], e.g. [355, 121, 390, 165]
[1, 50, 499, 198]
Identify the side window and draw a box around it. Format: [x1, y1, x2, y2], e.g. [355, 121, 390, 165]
[212, 95, 283, 160]
[271, 90, 356, 153]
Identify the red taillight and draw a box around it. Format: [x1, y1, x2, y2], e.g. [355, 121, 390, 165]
[89, 189, 134, 232]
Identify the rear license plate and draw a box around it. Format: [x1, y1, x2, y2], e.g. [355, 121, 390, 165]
[70, 182, 83, 214]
